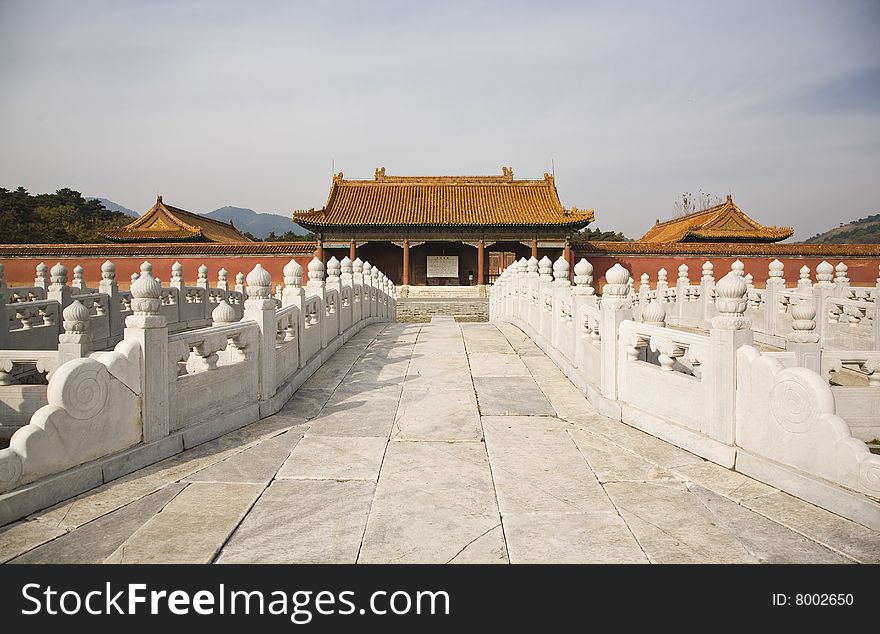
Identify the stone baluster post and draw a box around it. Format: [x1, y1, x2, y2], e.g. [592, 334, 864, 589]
[362, 262, 373, 318]
[637, 273, 650, 310]
[340, 256, 353, 288]
[641, 297, 666, 327]
[527, 256, 539, 279]
[700, 261, 715, 325]
[58, 300, 92, 363]
[47, 262, 73, 317]
[281, 259, 304, 308]
[744, 273, 755, 307]
[370, 265, 381, 319]
[573, 259, 595, 297]
[281, 259, 306, 366]
[731, 260, 745, 277]
[170, 261, 185, 291]
[812, 261, 835, 341]
[98, 260, 123, 340]
[352, 258, 364, 322]
[71, 265, 86, 294]
[675, 264, 689, 324]
[211, 299, 238, 325]
[196, 264, 209, 289]
[217, 268, 229, 292]
[243, 264, 277, 401]
[325, 256, 341, 292]
[34, 262, 49, 292]
[534, 256, 552, 330]
[833, 262, 849, 299]
[656, 267, 668, 307]
[709, 270, 753, 446]
[797, 265, 812, 292]
[235, 272, 245, 294]
[600, 263, 632, 400]
[308, 257, 329, 345]
[765, 259, 785, 335]
[786, 299, 820, 372]
[552, 255, 571, 348]
[307, 257, 326, 299]
[125, 261, 169, 442]
[572, 259, 597, 362]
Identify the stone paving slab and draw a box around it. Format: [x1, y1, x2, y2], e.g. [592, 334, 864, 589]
[468, 352, 531, 377]
[743, 491, 880, 563]
[688, 485, 852, 564]
[9, 485, 186, 564]
[0, 519, 67, 563]
[277, 435, 387, 481]
[673, 460, 777, 503]
[104, 482, 264, 563]
[393, 383, 482, 441]
[358, 441, 506, 563]
[605, 480, 760, 563]
[184, 431, 302, 484]
[569, 429, 681, 486]
[474, 377, 556, 416]
[504, 512, 648, 564]
[483, 416, 613, 514]
[217, 480, 376, 564]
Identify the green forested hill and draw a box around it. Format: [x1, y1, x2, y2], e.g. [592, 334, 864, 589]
[1, 187, 131, 243]
[804, 214, 880, 244]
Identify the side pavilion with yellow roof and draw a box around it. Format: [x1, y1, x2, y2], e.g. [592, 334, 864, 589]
[294, 167, 594, 287]
[98, 196, 252, 243]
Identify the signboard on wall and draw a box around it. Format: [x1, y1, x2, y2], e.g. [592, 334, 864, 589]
[426, 255, 459, 278]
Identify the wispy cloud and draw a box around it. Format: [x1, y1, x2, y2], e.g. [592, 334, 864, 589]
[1, 0, 878, 239]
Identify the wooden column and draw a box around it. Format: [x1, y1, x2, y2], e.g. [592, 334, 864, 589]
[402, 239, 410, 286]
[477, 239, 485, 285]
[315, 239, 324, 263]
[531, 239, 538, 258]
[563, 242, 572, 267]
[349, 240, 357, 261]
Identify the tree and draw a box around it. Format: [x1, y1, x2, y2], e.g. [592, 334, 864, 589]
[579, 227, 629, 242]
[0, 187, 131, 243]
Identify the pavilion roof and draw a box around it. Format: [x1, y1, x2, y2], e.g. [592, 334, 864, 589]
[98, 196, 253, 243]
[638, 195, 793, 243]
[293, 168, 594, 230]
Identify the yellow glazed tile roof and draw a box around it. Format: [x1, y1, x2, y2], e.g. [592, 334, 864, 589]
[98, 196, 253, 243]
[294, 168, 594, 229]
[639, 195, 793, 243]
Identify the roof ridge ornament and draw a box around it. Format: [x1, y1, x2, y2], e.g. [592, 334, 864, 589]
[375, 167, 386, 180]
[501, 166, 513, 179]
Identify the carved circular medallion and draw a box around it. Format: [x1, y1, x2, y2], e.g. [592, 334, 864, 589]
[860, 461, 880, 493]
[0, 452, 23, 489]
[59, 364, 109, 420]
[769, 379, 813, 433]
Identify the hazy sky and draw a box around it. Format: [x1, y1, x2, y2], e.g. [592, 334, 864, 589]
[1, 0, 878, 240]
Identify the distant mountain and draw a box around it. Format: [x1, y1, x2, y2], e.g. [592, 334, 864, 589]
[204, 206, 309, 238]
[87, 197, 139, 217]
[803, 213, 880, 244]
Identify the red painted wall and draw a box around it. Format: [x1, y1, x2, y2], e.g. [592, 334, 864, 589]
[2, 251, 877, 290]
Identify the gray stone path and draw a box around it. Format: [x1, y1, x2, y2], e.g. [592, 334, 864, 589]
[3, 319, 879, 564]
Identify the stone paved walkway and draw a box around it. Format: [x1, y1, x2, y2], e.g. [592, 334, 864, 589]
[2, 318, 879, 564]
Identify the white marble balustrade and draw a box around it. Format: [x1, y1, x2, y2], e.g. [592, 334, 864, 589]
[0, 257, 396, 525]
